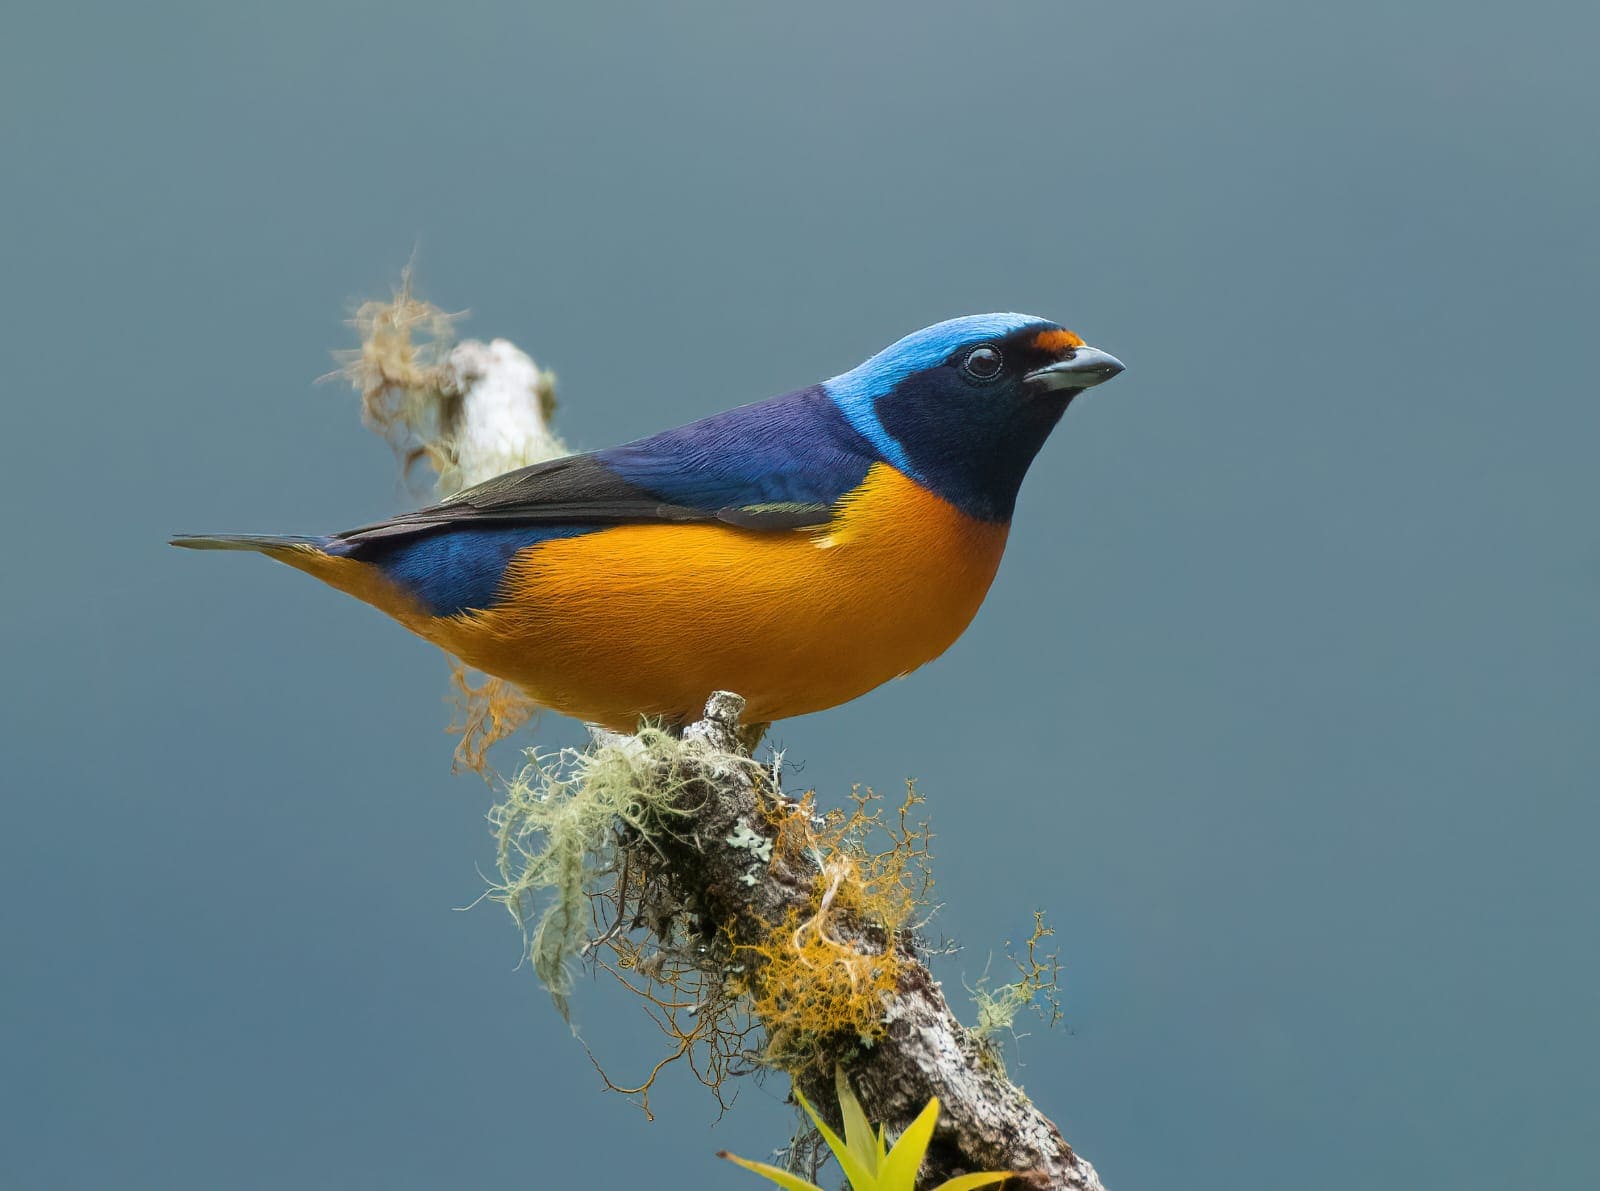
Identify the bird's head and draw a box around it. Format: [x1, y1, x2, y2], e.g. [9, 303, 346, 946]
[825, 314, 1124, 522]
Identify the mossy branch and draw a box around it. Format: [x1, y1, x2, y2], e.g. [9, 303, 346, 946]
[552, 692, 1101, 1188]
[334, 277, 1106, 1190]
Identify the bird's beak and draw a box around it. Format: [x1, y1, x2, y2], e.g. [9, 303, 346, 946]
[1024, 346, 1126, 392]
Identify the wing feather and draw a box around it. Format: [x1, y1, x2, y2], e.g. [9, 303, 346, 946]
[333, 386, 877, 546]
[334, 448, 834, 546]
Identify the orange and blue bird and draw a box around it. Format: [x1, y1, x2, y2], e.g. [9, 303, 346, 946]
[174, 315, 1124, 730]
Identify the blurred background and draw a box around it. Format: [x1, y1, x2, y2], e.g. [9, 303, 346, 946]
[3, 2, 1596, 1187]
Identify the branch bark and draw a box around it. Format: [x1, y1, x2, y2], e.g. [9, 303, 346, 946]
[662, 693, 1104, 1190]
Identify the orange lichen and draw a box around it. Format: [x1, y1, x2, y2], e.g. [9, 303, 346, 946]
[735, 784, 933, 1066]
[446, 659, 540, 777]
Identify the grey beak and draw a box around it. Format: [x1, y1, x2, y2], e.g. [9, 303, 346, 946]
[1024, 346, 1126, 392]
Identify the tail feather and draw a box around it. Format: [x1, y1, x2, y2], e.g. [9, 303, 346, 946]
[169, 533, 327, 554]
[172, 530, 426, 627]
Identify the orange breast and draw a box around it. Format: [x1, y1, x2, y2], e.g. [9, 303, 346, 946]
[292, 463, 1010, 729]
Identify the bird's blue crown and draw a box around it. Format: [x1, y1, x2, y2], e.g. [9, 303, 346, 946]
[823, 313, 1051, 474]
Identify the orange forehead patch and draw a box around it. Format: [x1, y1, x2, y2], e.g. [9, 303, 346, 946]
[1032, 329, 1085, 353]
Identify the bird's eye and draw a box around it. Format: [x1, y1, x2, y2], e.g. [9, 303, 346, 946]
[963, 345, 1003, 381]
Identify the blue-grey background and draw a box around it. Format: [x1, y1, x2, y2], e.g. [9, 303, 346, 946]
[3, 2, 1595, 1188]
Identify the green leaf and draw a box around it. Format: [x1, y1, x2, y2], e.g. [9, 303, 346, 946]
[717, 1150, 825, 1191]
[720, 1086, 1014, 1191]
[877, 1095, 942, 1189]
[795, 1089, 877, 1189]
[835, 1068, 881, 1177]
[929, 1171, 1016, 1191]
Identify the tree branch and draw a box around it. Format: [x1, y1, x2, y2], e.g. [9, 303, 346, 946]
[653, 692, 1103, 1190]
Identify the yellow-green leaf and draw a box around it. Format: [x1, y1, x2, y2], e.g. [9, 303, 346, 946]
[717, 1150, 825, 1191]
[878, 1094, 942, 1188]
[721, 1087, 1016, 1191]
[835, 1068, 881, 1176]
[795, 1089, 877, 1189]
[929, 1171, 1016, 1191]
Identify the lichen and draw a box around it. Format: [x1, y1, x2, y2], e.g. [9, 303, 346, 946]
[332, 264, 469, 493]
[486, 727, 770, 1118]
[733, 784, 934, 1070]
[446, 661, 540, 778]
[968, 910, 1063, 1074]
[488, 727, 695, 1013]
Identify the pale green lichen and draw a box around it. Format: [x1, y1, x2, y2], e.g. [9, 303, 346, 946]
[488, 728, 696, 1015]
[726, 820, 774, 861]
[726, 819, 775, 886]
[968, 911, 1063, 1074]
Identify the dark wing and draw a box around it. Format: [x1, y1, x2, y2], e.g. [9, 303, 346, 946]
[333, 387, 878, 547]
[332, 454, 720, 545]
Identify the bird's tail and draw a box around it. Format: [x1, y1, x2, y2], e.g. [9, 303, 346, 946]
[169, 533, 329, 556]
[170, 531, 427, 627]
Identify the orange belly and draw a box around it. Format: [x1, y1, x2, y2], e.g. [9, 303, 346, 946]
[290, 463, 1009, 729]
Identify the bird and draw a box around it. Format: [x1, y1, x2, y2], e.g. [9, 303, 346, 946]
[173, 314, 1123, 731]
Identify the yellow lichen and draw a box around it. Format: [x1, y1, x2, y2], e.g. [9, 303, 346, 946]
[446, 659, 540, 778]
[735, 783, 933, 1068]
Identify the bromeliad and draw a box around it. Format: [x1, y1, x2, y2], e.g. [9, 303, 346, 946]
[718, 1070, 1014, 1191]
